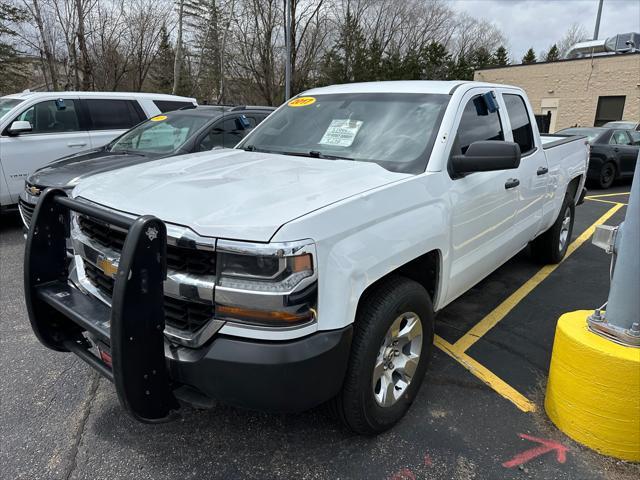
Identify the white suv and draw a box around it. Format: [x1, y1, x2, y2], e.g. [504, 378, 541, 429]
[0, 91, 197, 209]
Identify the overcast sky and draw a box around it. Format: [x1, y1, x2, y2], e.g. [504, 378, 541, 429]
[450, 0, 640, 60]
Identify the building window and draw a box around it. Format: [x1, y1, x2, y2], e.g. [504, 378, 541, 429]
[594, 96, 626, 127]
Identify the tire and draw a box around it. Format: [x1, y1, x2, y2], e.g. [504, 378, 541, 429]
[331, 276, 434, 435]
[597, 162, 616, 189]
[531, 192, 575, 264]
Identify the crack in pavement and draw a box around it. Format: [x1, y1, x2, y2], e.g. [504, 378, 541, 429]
[63, 372, 100, 480]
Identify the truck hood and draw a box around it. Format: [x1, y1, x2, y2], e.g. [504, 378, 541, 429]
[73, 149, 409, 241]
[29, 148, 161, 189]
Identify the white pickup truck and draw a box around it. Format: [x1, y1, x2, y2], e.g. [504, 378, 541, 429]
[24, 81, 588, 434]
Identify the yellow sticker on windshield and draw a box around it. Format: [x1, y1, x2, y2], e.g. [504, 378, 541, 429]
[150, 115, 167, 121]
[288, 96, 316, 107]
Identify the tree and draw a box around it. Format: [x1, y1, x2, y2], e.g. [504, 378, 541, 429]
[542, 44, 560, 62]
[469, 46, 492, 71]
[173, 0, 185, 94]
[149, 24, 174, 93]
[420, 41, 451, 80]
[22, 0, 59, 90]
[492, 45, 508, 66]
[522, 48, 536, 64]
[0, 1, 29, 94]
[557, 23, 589, 58]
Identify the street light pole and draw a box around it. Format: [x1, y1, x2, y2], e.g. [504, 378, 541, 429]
[593, 0, 604, 40]
[285, 0, 292, 101]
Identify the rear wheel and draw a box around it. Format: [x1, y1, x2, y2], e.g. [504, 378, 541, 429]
[332, 276, 434, 435]
[531, 192, 575, 264]
[598, 162, 616, 189]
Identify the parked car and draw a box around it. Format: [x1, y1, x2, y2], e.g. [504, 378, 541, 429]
[0, 91, 197, 211]
[25, 81, 588, 434]
[556, 127, 639, 188]
[602, 121, 640, 131]
[18, 105, 274, 229]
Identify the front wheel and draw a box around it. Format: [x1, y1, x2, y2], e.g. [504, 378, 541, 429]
[332, 276, 434, 435]
[531, 192, 575, 264]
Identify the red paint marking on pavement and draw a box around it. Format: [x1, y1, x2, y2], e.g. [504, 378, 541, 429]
[502, 433, 568, 468]
[390, 468, 416, 480]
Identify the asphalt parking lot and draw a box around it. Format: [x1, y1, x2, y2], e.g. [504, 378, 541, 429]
[1, 184, 639, 480]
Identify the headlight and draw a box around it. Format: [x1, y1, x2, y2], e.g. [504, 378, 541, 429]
[218, 251, 313, 292]
[215, 239, 317, 327]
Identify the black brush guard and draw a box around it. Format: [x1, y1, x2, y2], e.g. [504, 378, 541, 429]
[24, 188, 179, 422]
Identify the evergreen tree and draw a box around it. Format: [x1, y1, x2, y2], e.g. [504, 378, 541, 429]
[522, 48, 537, 64]
[543, 44, 560, 62]
[367, 38, 384, 81]
[492, 45, 509, 66]
[469, 47, 492, 71]
[0, 2, 28, 94]
[420, 42, 451, 80]
[320, 8, 368, 84]
[149, 24, 175, 93]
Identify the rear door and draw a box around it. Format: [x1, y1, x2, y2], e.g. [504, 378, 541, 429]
[0, 97, 87, 202]
[500, 91, 549, 244]
[82, 98, 146, 149]
[610, 130, 639, 176]
[446, 89, 520, 303]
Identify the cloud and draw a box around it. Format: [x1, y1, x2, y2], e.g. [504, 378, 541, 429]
[449, 0, 640, 61]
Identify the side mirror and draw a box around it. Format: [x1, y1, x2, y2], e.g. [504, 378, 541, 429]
[451, 140, 521, 175]
[8, 120, 32, 136]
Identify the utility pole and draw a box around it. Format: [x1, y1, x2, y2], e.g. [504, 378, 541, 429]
[284, 0, 292, 101]
[588, 156, 640, 346]
[593, 0, 604, 40]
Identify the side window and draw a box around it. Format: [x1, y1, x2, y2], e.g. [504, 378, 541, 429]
[503, 94, 535, 154]
[455, 94, 504, 155]
[15, 99, 80, 134]
[197, 117, 249, 151]
[153, 100, 194, 113]
[610, 130, 632, 146]
[84, 99, 142, 130]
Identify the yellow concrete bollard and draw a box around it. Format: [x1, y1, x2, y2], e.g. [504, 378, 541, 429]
[545, 310, 640, 461]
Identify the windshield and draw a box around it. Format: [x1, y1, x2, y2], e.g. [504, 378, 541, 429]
[556, 128, 603, 143]
[0, 98, 24, 121]
[109, 113, 211, 154]
[238, 93, 449, 174]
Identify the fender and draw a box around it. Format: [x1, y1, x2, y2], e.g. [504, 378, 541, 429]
[273, 174, 449, 331]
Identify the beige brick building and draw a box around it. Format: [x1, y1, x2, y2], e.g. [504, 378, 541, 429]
[474, 52, 640, 133]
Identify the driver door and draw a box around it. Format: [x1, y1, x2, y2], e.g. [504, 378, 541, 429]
[445, 89, 520, 304]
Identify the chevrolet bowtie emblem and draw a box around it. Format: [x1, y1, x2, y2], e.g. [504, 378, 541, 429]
[96, 256, 118, 278]
[27, 185, 41, 196]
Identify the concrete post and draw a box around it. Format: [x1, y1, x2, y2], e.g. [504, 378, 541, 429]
[588, 156, 640, 346]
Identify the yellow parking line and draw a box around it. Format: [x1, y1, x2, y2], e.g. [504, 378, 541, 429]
[585, 192, 630, 199]
[434, 335, 537, 412]
[453, 203, 624, 353]
[586, 197, 628, 206]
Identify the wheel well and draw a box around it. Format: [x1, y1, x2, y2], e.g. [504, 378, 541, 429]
[358, 250, 440, 310]
[567, 175, 582, 205]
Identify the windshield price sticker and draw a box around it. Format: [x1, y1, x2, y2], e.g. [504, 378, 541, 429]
[288, 96, 316, 107]
[319, 119, 363, 147]
[150, 115, 168, 122]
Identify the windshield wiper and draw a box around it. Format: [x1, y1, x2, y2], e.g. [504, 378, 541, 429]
[308, 151, 355, 161]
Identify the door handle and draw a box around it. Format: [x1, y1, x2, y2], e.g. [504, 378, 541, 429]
[67, 142, 87, 147]
[613, 147, 619, 152]
[505, 178, 520, 189]
[537, 166, 549, 175]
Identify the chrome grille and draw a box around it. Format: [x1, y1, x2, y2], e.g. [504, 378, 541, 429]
[18, 199, 35, 229]
[82, 260, 214, 334]
[79, 215, 216, 275]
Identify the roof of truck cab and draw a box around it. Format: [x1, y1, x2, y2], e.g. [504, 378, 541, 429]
[301, 80, 519, 96]
[2, 91, 196, 101]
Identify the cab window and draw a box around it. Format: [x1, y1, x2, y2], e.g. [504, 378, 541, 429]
[455, 93, 504, 155]
[197, 116, 254, 151]
[14, 99, 80, 134]
[503, 94, 535, 154]
[610, 130, 632, 146]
